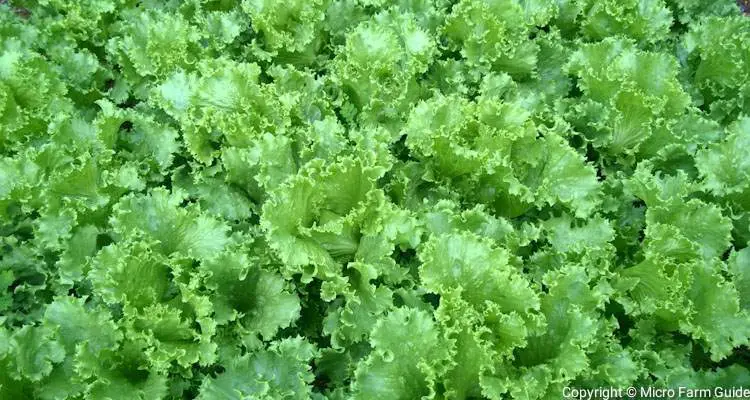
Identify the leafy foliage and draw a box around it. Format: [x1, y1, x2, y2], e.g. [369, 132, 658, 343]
[1, 0, 750, 399]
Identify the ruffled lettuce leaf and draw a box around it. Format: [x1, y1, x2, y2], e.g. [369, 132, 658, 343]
[198, 337, 316, 400]
[352, 307, 450, 400]
[110, 188, 230, 260]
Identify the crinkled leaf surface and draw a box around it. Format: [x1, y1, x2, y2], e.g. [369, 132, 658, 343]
[1, 1, 750, 399]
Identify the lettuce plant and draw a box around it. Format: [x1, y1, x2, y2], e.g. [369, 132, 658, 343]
[2, 0, 750, 399]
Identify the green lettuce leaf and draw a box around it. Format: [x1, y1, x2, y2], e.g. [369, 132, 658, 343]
[353, 307, 449, 400]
